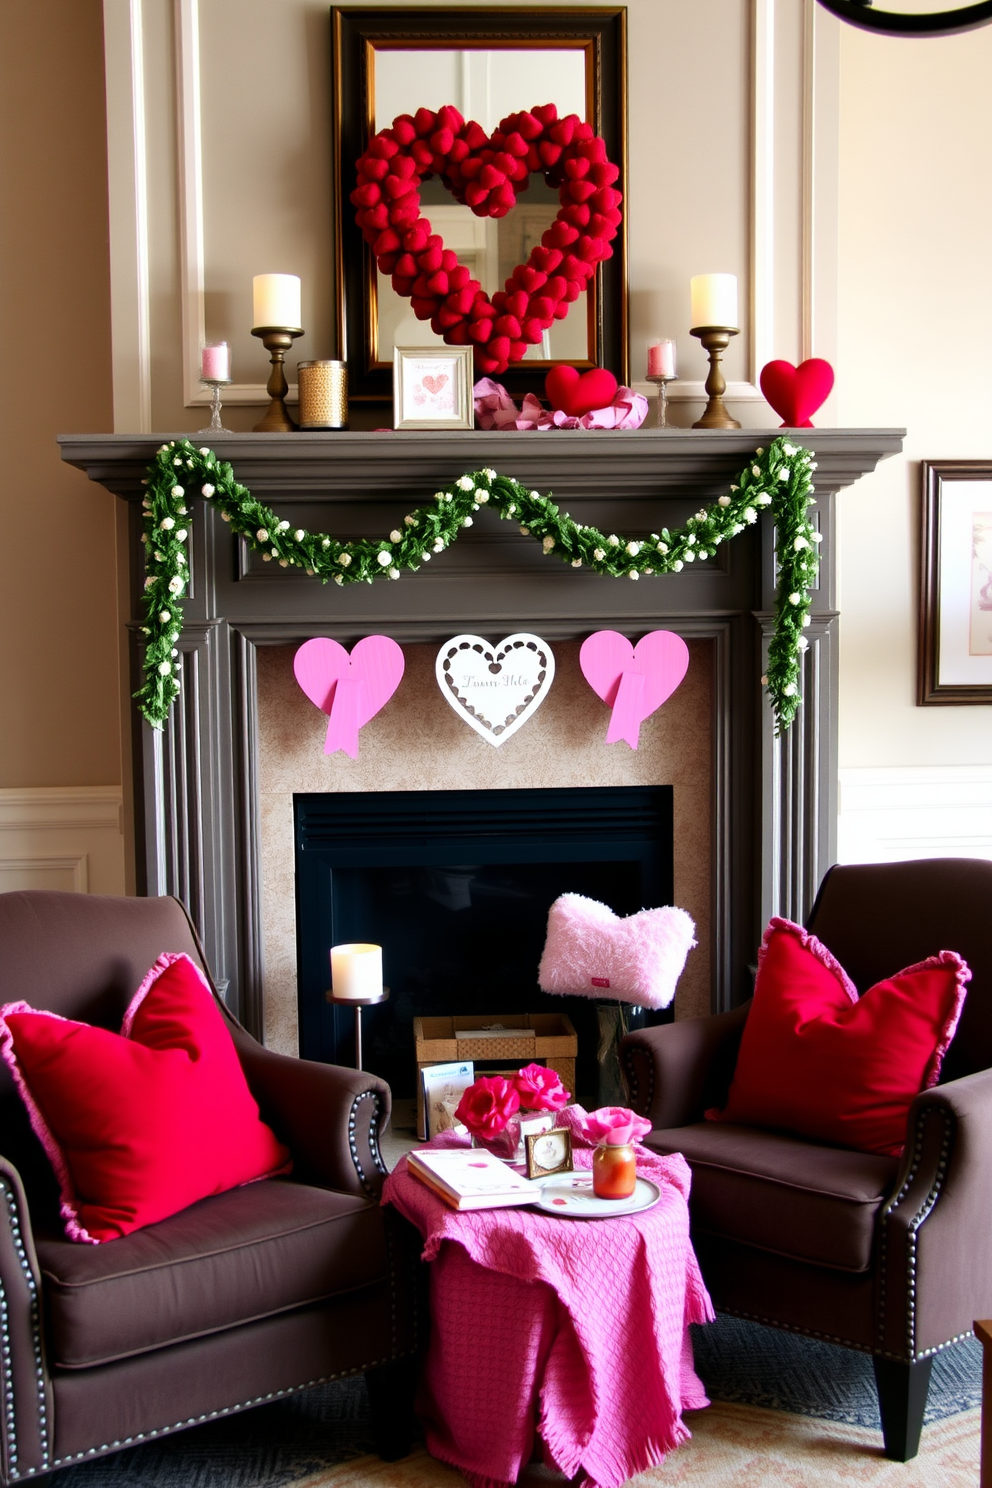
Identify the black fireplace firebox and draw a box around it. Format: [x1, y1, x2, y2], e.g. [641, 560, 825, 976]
[295, 785, 674, 1100]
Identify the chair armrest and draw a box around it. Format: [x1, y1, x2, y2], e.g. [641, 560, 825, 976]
[0, 1158, 53, 1479]
[232, 1037, 391, 1199]
[619, 1002, 750, 1129]
[875, 1066, 992, 1358]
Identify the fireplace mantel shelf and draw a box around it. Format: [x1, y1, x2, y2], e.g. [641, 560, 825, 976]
[59, 426, 902, 1040]
[60, 427, 904, 504]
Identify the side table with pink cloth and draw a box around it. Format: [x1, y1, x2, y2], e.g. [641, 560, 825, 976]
[383, 1132, 714, 1488]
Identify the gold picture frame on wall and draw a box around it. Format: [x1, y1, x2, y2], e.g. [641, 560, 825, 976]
[919, 460, 992, 704]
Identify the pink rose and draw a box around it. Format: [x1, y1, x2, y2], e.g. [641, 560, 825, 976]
[515, 1062, 570, 1113]
[583, 1105, 653, 1147]
[454, 1075, 521, 1139]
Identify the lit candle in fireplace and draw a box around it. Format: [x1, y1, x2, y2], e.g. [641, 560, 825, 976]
[330, 943, 383, 1001]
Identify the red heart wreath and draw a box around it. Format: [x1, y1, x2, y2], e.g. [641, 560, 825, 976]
[351, 103, 623, 376]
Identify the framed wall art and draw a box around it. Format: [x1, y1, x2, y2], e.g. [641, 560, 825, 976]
[919, 460, 992, 704]
[393, 345, 474, 430]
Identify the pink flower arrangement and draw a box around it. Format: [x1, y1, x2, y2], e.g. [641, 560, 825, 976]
[454, 1064, 571, 1139]
[514, 1061, 570, 1114]
[582, 1106, 653, 1148]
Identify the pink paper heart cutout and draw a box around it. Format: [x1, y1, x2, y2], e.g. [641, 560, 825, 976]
[579, 630, 689, 749]
[759, 358, 834, 428]
[293, 636, 404, 757]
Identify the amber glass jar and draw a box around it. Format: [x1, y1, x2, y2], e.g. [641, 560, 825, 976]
[592, 1139, 637, 1199]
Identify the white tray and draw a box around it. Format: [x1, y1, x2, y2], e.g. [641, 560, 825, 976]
[532, 1174, 660, 1219]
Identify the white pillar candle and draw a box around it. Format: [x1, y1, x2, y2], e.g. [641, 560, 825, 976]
[200, 342, 230, 381]
[252, 273, 302, 329]
[690, 273, 738, 330]
[648, 339, 676, 378]
[330, 943, 383, 1001]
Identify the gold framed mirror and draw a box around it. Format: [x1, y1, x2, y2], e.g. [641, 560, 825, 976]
[332, 7, 628, 403]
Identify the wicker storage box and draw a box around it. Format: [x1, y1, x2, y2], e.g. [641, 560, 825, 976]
[413, 1013, 578, 1139]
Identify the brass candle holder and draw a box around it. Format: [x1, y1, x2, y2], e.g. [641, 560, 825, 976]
[251, 325, 304, 432]
[690, 325, 742, 430]
[646, 373, 677, 428]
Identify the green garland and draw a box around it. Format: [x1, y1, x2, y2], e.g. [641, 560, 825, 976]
[137, 435, 819, 734]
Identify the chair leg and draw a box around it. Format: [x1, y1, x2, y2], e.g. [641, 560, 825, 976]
[872, 1354, 934, 1461]
[364, 1355, 418, 1461]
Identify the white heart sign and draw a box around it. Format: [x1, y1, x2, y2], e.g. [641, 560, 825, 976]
[435, 633, 555, 747]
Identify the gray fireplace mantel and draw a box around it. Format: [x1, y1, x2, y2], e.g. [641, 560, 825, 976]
[61, 427, 904, 1037]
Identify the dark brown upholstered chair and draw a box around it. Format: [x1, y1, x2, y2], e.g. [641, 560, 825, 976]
[0, 891, 420, 1486]
[621, 858, 992, 1462]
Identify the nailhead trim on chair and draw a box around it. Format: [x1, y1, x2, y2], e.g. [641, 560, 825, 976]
[0, 1181, 49, 1477]
[619, 1047, 652, 1118]
[876, 1103, 954, 1362]
[348, 1090, 386, 1196]
[29, 1359, 398, 1475]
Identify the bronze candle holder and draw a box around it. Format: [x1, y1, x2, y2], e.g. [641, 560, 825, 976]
[251, 325, 304, 432]
[690, 325, 742, 430]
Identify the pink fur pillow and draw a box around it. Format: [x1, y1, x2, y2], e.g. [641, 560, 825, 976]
[538, 894, 696, 1009]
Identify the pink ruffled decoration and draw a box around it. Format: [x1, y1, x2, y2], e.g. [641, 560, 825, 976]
[474, 377, 648, 431]
[583, 1105, 653, 1147]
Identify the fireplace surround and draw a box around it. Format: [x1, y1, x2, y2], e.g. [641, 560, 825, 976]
[61, 427, 903, 1043]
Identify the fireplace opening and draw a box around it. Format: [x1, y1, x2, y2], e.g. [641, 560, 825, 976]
[294, 785, 674, 1102]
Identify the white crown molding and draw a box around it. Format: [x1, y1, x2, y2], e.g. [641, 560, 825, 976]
[103, 0, 152, 431]
[838, 765, 992, 863]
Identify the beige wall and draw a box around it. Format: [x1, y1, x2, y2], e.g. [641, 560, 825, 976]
[836, 22, 992, 771]
[0, 1, 120, 789]
[6, 1, 991, 877]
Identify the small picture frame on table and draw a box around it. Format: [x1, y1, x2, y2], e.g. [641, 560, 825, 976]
[919, 460, 992, 704]
[393, 345, 474, 430]
[525, 1127, 573, 1181]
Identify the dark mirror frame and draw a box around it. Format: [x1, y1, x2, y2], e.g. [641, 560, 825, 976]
[331, 6, 628, 404]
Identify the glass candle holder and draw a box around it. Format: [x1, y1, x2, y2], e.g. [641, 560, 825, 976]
[592, 1139, 637, 1200]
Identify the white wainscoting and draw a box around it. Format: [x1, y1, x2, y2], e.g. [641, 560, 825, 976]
[0, 788, 126, 895]
[838, 766, 992, 865]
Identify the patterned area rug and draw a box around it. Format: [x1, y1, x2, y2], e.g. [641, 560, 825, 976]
[48, 1315, 982, 1486]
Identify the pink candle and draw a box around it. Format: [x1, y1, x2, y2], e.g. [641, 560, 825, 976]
[648, 339, 676, 379]
[201, 343, 231, 381]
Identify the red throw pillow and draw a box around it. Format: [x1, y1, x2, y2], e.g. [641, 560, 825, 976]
[708, 918, 970, 1156]
[0, 953, 291, 1242]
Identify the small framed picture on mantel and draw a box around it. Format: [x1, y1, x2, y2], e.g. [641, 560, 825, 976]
[393, 345, 474, 430]
[919, 460, 992, 704]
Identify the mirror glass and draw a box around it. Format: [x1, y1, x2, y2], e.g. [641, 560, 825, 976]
[372, 47, 590, 365]
[333, 7, 627, 403]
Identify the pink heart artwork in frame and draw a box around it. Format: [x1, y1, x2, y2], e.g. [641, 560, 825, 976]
[293, 636, 404, 759]
[579, 630, 690, 749]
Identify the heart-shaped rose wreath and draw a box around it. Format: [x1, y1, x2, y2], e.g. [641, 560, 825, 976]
[351, 103, 623, 376]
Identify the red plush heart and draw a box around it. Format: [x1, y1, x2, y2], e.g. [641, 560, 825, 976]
[351, 104, 623, 376]
[759, 358, 834, 428]
[545, 366, 619, 417]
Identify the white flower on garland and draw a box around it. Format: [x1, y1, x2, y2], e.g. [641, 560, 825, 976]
[168, 576, 185, 595]
[456, 476, 474, 491]
[202, 483, 215, 497]
[718, 495, 731, 507]
[257, 528, 268, 542]
[626, 541, 640, 556]
[158, 661, 172, 675]
[295, 529, 305, 542]
[160, 517, 175, 531]
[593, 548, 605, 562]
[277, 521, 290, 532]
[543, 536, 555, 552]
[338, 553, 352, 567]
[171, 485, 184, 497]
[377, 551, 391, 567]
[390, 530, 402, 544]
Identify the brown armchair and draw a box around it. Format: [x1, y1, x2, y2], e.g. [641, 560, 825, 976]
[0, 890, 420, 1487]
[620, 857, 992, 1462]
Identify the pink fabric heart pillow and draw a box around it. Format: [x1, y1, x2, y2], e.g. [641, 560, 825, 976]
[0, 953, 291, 1243]
[538, 894, 696, 1009]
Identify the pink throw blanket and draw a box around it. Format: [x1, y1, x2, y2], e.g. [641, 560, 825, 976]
[383, 1121, 713, 1488]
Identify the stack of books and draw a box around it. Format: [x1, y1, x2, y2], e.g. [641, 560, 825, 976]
[406, 1146, 540, 1211]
